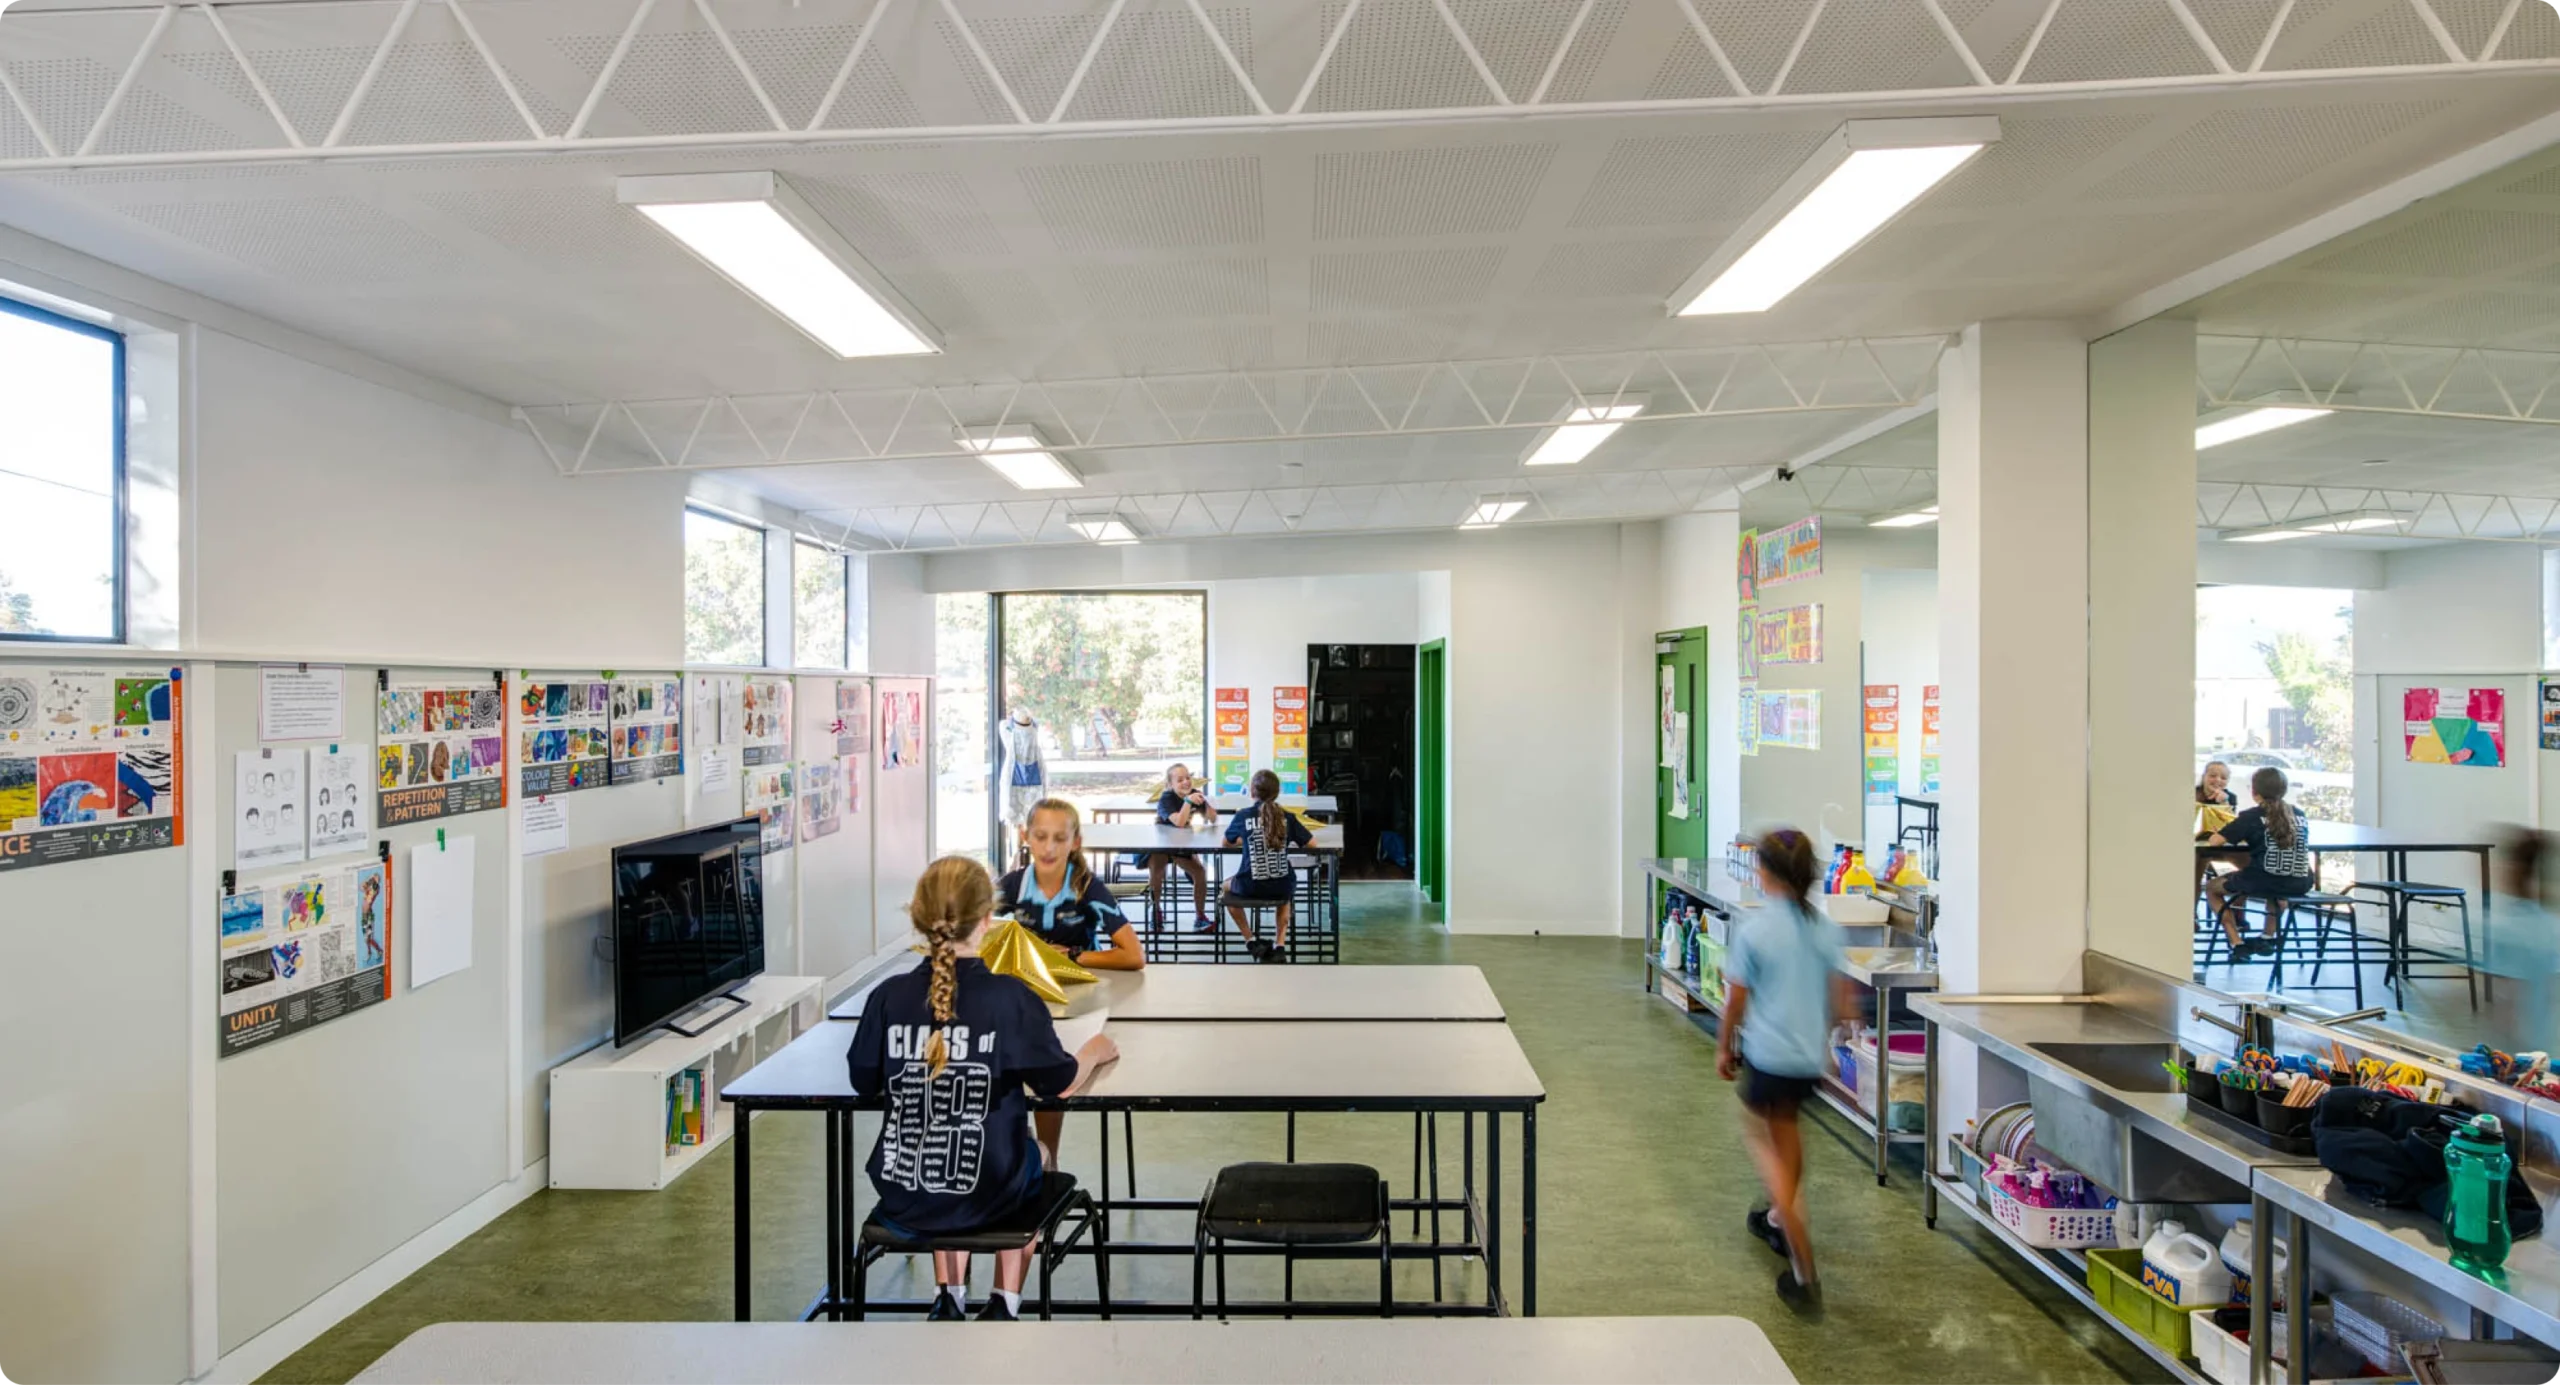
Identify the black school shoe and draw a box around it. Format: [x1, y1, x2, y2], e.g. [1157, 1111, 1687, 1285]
[1245, 938, 1271, 961]
[1775, 1268, 1823, 1314]
[975, 1297, 1017, 1322]
[928, 1292, 966, 1322]
[1747, 1207, 1789, 1258]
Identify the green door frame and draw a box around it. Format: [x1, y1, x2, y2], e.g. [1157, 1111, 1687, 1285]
[1418, 639, 1447, 904]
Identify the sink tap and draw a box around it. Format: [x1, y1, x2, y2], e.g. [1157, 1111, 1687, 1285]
[2191, 1005, 2247, 1040]
[2327, 1007, 2388, 1026]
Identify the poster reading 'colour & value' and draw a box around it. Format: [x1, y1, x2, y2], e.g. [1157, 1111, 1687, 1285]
[0, 666, 183, 872]
[519, 678, 609, 797]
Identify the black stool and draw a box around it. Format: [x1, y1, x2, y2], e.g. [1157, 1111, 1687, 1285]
[2353, 880, 2477, 1009]
[851, 1171, 1106, 1321]
[1220, 891, 1287, 964]
[1192, 1162, 1392, 1319]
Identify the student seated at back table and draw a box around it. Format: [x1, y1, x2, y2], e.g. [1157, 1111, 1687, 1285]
[997, 797, 1142, 1166]
[2195, 759, 2247, 895]
[1147, 763, 1215, 932]
[1224, 769, 1313, 964]
[2202, 766, 2317, 960]
[846, 856, 1118, 1322]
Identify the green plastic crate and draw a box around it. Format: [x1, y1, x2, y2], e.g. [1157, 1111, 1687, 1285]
[2086, 1247, 2230, 1360]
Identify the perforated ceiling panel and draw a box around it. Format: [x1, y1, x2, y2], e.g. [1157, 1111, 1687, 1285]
[1644, 0, 1806, 95]
[935, 12, 1105, 122]
[2095, 100, 2453, 199]
[1068, 256, 1268, 320]
[123, 196, 461, 282]
[795, 169, 1010, 260]
[1021, 156, 1263, 251]
[554, 31, 776, 136]
[417, 186, 690, 273]
[1523, 234, 1716, 300]
[1567, 131, 1825, 230]
[1055, 6, 1260, 121]
[1309, 246, 1505, 312]
[2015, 0, 2219, 84]
[1301, 0, 1507, 110]
[1310, 143, 1555, 240]
[1927, 114, 2150, 209]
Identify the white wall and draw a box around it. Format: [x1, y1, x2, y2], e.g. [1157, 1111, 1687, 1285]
[919, 524, 1651, 935]
[190, 332, 687, 666]
[1208, 574, 1420, 769]
[2198, 537, 2386, 590]
[866, 554, 934, 676]
[2352, 543, 2549, 840]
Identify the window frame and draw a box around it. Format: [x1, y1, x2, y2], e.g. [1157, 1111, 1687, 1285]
[682, 503, 769, 668]
[0, 293, 127, 646]
[792, 537, 851, 671]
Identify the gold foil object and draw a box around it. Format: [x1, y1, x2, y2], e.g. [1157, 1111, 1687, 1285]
[977, 919, 1097, 1005]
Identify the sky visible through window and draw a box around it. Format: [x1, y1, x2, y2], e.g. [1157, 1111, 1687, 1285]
[0, 308, 119, 640]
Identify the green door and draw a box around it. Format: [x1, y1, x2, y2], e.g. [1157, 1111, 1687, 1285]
[1656, 628, 1709, 860]
[1418, 640, 1447, 904]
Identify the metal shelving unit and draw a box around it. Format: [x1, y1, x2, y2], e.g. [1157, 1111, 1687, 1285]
[1930, 1173, 2213, 1385]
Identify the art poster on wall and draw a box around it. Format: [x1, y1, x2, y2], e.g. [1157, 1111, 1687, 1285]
[1755, 604, 1823, 666]
[1758, 690, 1822, 751]
[2404, 687, 2506, 767]
[1921, 685, 1941, 794]
[376, 676, 506, 826]
[609, 675, 684, 784]
[1737, 604, 1761, 681]
[219, 859, 391, 1057]
[517, 678, 608, 797]
[1272, 686, 1309, 795]
[1738, 679, 1760, 757]
[1669, 712, 1692, 820]
[740, 678, 792, 768]
[801, 759, 843, 842]
[0, 666, 183, 873]
[1862, 686, 1900, 805]
[234, 747, 306, 871]
[1214, 687, 1251, 793]
[833, 680, 871, 757]
[1658, 667, 1677, 769]
[1737, 527, 1758, 604]
[1754, 516, 1823, 590]
[2542, 680, 2560, 753]
[880, 688, 923, 770]
[308, 749, 371, 859]
[744, 761, 795, 851]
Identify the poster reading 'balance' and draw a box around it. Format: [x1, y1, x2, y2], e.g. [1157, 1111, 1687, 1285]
[0, 667, 183, 872]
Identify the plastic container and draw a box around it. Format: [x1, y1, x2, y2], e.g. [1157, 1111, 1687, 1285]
[2141, 1221, 2235, 1307]
[1984, 1176, 2135, 1249]
[2254, 1091, 2315, 1140]
[2445, 1112, 2514, 1274]
[2331, 1291, 2444, 1372]
[1850, 1030, 1928, 1131]
[1951, 1135, 1989, 1202]
[2086, 1247, 2228, 1358]
[2218, 1217, 2287, 1307]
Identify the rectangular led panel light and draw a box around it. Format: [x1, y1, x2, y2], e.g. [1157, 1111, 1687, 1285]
[1461, 499, 1529, 529]
[1671, 118, 1997, 317]
[1870, 506, 1938, 528]
[2195, 406, 2329, 450]
[2226, 529, 2311, 543]
[620, 171, 939, 359]
[959, 432, 1081, 491]
[1522, 402, 1644, 467]
[1070, 518, 1137, 545]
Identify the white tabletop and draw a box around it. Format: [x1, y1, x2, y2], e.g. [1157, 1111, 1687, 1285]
[354, 1318, 1795, 1384]
[1091, 793, 1338, 816]
[832, 965, 1504, 1023]
[1082, 821, 1344, 853]
[724, 1016, 1544, 1108]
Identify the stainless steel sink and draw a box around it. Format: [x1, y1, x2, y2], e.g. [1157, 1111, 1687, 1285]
[2029, 1041, 2184, 1094]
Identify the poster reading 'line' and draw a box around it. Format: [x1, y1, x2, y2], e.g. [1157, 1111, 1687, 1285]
[609, 675, 684, 785]
[0, 666, 183, 872]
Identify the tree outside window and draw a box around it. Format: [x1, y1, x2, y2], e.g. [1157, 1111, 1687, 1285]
[685, 509, 764, 666]
[794, 541, 847, 669]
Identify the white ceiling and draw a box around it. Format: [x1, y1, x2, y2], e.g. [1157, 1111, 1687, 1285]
[0, 0, 2555, 545]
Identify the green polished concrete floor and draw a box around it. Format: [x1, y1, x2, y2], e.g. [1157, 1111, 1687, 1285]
[268, 885, 2163, 1384]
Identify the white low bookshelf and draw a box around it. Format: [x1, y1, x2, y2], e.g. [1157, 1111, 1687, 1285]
[548, 974, 824, 1190]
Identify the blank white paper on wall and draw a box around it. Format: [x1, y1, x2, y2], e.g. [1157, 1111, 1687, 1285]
[408, 835, 476, 987]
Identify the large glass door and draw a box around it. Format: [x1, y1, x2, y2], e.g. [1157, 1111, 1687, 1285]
[994, 591, 1208, 834]
[933, 593, 994, 861]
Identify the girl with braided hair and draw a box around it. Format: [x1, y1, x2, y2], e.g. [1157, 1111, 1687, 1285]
[846, 856, 1119, 1321]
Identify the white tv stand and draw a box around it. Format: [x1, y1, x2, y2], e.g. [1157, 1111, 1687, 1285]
[548, 974, 823, 1190]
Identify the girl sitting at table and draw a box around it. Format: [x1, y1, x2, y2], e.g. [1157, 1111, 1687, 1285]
[999, 798, 1143, 1168]
[1148, 763, 1216, 932]
[846, 856, 1118, 1321]
[2202, 767, 2316, 960]
[2195, 760, 2247, 895]
[1224, 769, 1312, 963]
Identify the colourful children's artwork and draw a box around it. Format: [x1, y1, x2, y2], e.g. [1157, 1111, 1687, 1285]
[2403, 687, 2505, 767]
[1754, 603, 1823, 666]
[800, 759, 843, 842]
[219, 859, 392, 1057]
[519, 678, 608, 797]
[1754, 517, 1823, 589]
[740, 678, 792, 767]
[608, 675, 684, 785]
[2541, 680, 2560, 753]
[744, 762, 796, 851]
[1, 666, 184, 874]
[377, 677, 506, 826]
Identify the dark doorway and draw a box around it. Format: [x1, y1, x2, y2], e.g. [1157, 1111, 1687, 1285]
[1306, 643, 1416, 880]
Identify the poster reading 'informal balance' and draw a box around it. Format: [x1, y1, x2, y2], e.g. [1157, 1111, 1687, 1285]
[2404, 686, 2505, 767]
[519, 678, 609, 797]
[219, 859, 391, 1056]
[376, 678, 506, 825]
[0, 667, 183, 873]
[609, 675, 684, 785]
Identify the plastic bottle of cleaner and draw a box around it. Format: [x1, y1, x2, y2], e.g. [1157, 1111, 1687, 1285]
[2140, 1221, 2233, 1307]
[2445, 1113, 2514, 1273]
[2219, 1218, 2289, 1306]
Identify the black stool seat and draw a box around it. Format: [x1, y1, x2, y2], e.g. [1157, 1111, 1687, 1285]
[1201, 1163, 1386, 1244]
[860, 1172, 1080, 1252]
[2358, 881, 2468, 898]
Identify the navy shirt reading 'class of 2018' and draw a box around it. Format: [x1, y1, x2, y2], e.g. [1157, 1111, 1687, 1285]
[996, 862, 1128, 954]
[845, 959, 1079, 1236]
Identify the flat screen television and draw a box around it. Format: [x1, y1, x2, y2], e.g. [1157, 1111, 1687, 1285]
[610, 817, 766, 1047]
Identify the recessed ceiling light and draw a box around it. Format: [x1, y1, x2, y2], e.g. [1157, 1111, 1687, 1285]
[1070, 518, 1138, 545]
[2194, 406, 2329, 450]
[619, 171, 938, 359]
[1670, 118, 1997, 317]
[1871, 505, 1938, 528]
[2312, 515, 2398, 533]
[2227, 529, 2312, 543]
[957, 430, 1081, 491]
[1522, 401, 1645, 467]
[1460, 499, 1529, 529]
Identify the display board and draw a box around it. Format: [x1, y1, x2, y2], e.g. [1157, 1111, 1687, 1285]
[0, 663, 184, 872]
[609, 673, 683, 784]
[686, 672, 746, 825]
[219, 856, 392, 1056]
[871, 676, 933, 956]
[795, 673, 877, 983]
[376, 673, 506, 825]
[740, 675, 791, 767]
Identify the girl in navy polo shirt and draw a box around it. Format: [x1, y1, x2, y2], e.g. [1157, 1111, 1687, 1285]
[997, 798, 1142, 1168]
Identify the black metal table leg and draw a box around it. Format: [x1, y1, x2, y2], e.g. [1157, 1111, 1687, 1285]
[824, 1109, 841, 1321]
[733, 1101, 752, 1321]
[1523, 1106, 1537, 1317]
[1488, 1109, 1503, 1315]
[1462, 1112, 1476, 1250]
[1427, 1113, 1443, 1299]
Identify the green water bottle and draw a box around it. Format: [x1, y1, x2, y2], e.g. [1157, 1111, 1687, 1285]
[2445, 1113, 2513, 1274]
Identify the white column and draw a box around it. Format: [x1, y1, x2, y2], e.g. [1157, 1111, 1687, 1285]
[1935, 320, 2092, 998]
[2087, 318, 2199, 974]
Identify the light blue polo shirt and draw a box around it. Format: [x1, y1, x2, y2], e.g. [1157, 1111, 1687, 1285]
[1727, 897, 1847, 1078]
